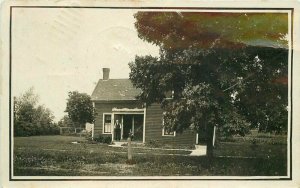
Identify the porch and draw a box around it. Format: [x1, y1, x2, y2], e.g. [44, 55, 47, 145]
[110, 108, 146, 143]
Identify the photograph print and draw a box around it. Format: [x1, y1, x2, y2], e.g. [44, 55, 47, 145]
[10, 7, 292, 179]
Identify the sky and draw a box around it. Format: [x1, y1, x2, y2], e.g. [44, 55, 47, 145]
[12, 8, 159, 121]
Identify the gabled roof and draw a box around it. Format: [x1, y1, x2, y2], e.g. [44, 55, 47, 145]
[91, 79, 141, 101]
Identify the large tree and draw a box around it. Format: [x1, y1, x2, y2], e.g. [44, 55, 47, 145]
[129, 12, 288, 157]
[14, 87, 58, 136]
[65, 91, 94, 130]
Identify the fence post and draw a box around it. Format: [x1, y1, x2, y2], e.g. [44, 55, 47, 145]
[128, 137, 132, 161]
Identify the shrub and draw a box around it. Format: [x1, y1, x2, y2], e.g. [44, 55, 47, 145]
[14, 121, 60, 137]
[103, 136, 112, 144]
[93, 135, 112, 144]
[93, 135, 104, 143]
[145, 139, 161, 148]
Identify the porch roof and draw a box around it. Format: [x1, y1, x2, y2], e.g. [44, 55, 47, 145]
[112, 108, 144, 112]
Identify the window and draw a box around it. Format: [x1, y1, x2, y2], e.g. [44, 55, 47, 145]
[162, 112, 176, 136]
[103, 114, 112, 134]
[162, 127, 176, 136]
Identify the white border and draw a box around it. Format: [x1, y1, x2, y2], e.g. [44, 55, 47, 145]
[8, 7, 293, 180]
[10, 7, 293, 180]
[0, 1, 296, 185]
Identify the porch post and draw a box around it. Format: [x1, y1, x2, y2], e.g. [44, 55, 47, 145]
[121, 115, 124, 140]
[111, 113, 115, 141]
[132, 116, 135, 135]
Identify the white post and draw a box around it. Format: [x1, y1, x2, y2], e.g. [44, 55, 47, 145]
[213, 126, 216, 147]
[92, 124, 94, 140]
[143, 107, 146, 143]
[121, 115, 124, 140]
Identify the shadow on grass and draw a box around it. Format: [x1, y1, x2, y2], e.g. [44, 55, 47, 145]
[14, 155, 287, 176]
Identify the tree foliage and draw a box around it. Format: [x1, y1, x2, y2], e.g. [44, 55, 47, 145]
[134, 12, 288, 49]
[65, 91, 94, 127]
[129, 11, 289, 149]
[14, 87, 59, 136]
[57, 115, 76, 127]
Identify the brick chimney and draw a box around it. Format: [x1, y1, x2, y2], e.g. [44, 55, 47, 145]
[102, 68, 110, 80]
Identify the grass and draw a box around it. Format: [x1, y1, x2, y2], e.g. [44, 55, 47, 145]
[13, 135, 287, 176]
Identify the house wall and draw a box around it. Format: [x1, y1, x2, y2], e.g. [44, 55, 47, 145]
[145, 103, 197, 146]
[94, 101, 197, 145]
[94, 101, 143, 138]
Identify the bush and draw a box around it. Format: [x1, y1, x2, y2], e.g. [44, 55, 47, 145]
[145, 139, 161, 148]
[218, 134, 287, 145]
[93, 135, 103, 142]
[103, 136, 112, 144]
[93, 135, 112, 144]
[14, 120, 60, 137]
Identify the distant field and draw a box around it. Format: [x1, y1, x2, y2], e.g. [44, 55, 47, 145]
[13, 135, 287, 176]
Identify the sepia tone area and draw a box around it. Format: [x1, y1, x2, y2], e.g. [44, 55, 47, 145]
[12, 10, 289, 177]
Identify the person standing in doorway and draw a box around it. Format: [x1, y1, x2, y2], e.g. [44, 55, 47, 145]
[114, 120, 121, 141]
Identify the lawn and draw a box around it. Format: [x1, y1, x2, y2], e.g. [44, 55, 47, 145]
[13, 135, 287, 176]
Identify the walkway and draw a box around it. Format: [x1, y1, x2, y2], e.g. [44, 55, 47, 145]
[190, 145, 207, 156]
[109, 142, 207, 156]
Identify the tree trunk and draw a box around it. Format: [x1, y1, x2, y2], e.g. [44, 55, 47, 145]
[79, 124, 82, 137]
[206, 124, 214, 159]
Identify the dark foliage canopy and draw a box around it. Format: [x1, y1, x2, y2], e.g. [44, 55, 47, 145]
[129, 12, 288, 137]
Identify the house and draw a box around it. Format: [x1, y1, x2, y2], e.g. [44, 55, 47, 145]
[91, 68, 199, 145]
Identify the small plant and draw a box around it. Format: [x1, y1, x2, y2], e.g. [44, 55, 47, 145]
[126, 159, 136, 165]
[251, 138, 257, 145]
[250, 138, 258, 150]
[85, 131, 93, 141]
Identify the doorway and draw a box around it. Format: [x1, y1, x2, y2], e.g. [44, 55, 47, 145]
[122, 114, 144, 141]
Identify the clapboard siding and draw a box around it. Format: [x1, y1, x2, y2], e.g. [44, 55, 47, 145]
[94, 101, 142, 137]
[145, 103, 196, 145]
[94, 101, 196, 145]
